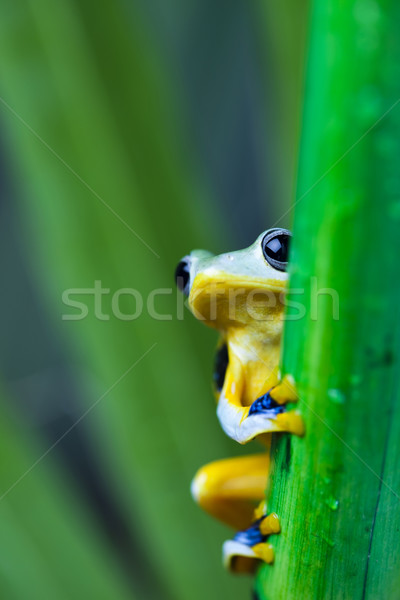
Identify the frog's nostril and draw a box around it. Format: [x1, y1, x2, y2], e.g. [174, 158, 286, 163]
[175, 257, 191, 296]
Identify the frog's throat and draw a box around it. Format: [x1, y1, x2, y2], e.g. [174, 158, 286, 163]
[188, 273, 287, 328]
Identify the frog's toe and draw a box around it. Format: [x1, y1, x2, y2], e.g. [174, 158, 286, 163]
[276, 409, 305, 436]
[260, 512, 280, 535]
[269, 373, 298, 404]
[252, 542, 275, 564]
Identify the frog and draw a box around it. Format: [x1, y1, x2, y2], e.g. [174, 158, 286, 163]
[175, 228, 304, 574]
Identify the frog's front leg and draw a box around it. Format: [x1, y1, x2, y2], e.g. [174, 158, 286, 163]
[217, 358, 304, 444]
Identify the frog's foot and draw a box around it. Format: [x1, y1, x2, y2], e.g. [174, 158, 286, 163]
[217, 374, 304, 443]
[247, 387, 304, 437]
[222, 515, 279, 574]
[246, 374, 304, 437]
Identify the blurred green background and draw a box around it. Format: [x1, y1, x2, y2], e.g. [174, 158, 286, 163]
[0, 1, 307, 598]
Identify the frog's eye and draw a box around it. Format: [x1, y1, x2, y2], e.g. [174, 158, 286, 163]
[261, 229, 291, 272]
[175, 257, 191, 296]
[213, 343, 229, 392]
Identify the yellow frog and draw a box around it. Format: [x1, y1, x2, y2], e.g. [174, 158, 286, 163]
[175, 228, 304, 574]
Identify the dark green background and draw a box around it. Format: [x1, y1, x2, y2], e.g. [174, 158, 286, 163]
[0, 2, 306, 598]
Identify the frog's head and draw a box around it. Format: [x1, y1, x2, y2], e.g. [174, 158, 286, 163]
[175, 229, 291, 331]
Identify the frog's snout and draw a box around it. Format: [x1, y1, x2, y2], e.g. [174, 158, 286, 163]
[175, 256, 191, 297]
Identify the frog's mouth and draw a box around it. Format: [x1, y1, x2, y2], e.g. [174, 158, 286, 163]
[188, 272, 287, 328]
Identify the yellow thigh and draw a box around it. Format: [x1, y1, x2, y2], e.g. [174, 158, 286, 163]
[191, 453, 269, 530]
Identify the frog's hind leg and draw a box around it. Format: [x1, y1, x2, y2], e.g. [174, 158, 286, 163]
[191, 453, 280, 573]
[191, 453, 268, 529]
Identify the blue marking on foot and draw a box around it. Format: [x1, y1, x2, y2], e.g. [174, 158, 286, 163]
[248, 391, 285, 416]
[233, 518, 266, 547]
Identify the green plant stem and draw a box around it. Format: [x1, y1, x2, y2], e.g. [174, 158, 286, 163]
[256, 0, 400, 598]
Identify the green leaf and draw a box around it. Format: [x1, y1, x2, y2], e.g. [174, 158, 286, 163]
[256, 0, 400, 597]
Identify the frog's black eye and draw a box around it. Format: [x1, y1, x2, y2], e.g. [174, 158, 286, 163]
[261, 228, 291, 272]
[175, 257, 191, 296]
[213, 343, 229, 392]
